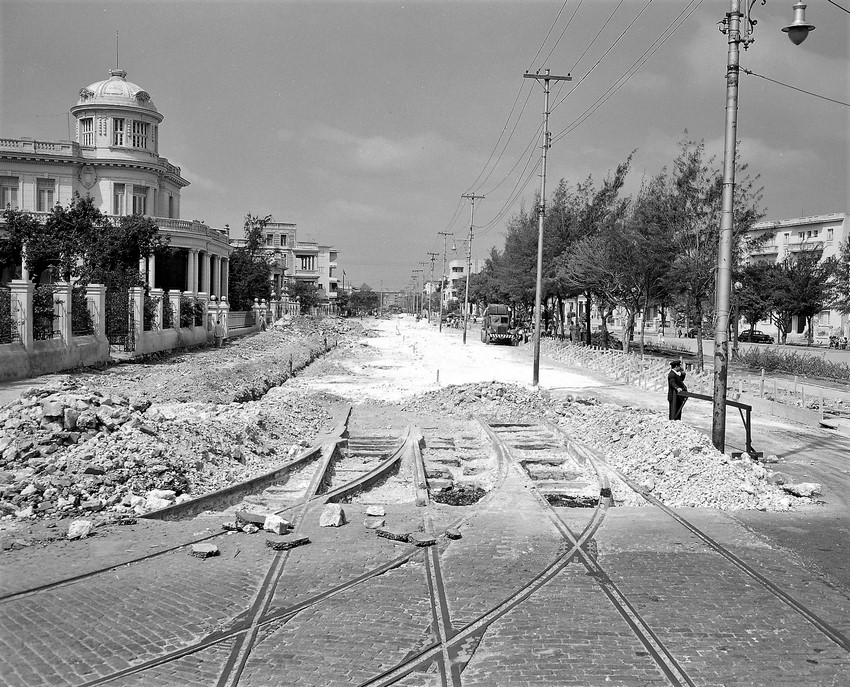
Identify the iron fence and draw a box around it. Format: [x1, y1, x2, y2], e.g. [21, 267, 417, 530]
[33, 285, 58, 340]
[0, 286, 13, 344]
[71, 285, 94, 336]
[106, 289, 134, 351]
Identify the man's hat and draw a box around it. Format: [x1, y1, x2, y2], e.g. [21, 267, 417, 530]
[670, 360, 682, 368]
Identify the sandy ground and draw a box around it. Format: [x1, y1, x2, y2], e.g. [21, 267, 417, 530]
[292, 314, 605, 402]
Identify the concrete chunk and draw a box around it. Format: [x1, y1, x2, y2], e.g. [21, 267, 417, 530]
[190, 543, 220, 559]
[266, 536, 310, 551]
[67, 519, 93, 540]
[319, 503, 346, 527]
[376, 528, 410, 542]
[363, 518, 385, 529]
[781, 482, 822, 498]
[365, 505, 386, 517]
[263, 514, 291, 535]
[409, 532, 437, 547]
[236, 510, 267, 526]
[445, 528, 462, 540]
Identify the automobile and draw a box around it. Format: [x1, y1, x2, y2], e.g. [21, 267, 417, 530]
[686, 327, 706, 338]
[738, 329, 774, 344]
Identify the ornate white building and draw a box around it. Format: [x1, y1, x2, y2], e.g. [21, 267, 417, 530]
[0, 67, 230, 298]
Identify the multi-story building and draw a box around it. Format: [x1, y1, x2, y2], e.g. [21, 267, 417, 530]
[231, 221, 340, 311]
[0, 67, 231, 297]
[741, 212, 848, 339]
[444, 258, 486, 306]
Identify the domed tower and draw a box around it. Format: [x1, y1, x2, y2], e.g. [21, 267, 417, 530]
[70, 68, 163, 157]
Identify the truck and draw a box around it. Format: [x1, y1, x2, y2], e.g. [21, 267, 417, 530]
[480, 304, 514, 344]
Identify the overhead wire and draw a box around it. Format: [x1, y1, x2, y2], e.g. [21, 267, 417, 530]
[741, 68, 850, 107]
[826, 0, 850, 15]
[551, 0, 704, 144]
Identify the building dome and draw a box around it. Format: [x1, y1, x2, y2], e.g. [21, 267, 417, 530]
[75, 68, 159, 114]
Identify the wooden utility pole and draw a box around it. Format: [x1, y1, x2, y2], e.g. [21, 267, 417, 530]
[524, 69, 571, 386]
[426, 252, 439, 323]
[460, 194, 484, 344]
[437, 231, 452, 332]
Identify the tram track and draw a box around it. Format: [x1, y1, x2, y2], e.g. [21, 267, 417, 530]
[4, 406, 848, 687]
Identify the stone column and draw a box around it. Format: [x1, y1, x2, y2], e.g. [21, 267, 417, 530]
[85, 284, 107, 338]
[9, 280, 34, 351]
[139, 256, 148, 286]
[212, 255, 221, 298]
[203, 252, 211, 296]
[190, 249, 199, 294]
[54, 281, 73, 344]
[186, 249, 194, 294]
[147, 254, 157, 289]
[221, 258, 229, 300]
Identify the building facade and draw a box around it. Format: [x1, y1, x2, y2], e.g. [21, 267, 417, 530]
[741, 212, 848, 340]
[0, 67, 231, 298]
[231, 221, 340, 311]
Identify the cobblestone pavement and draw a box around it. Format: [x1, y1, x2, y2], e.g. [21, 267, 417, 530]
[2, 325, 849, 686]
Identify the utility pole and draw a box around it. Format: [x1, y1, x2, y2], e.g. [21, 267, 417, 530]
[379, 280, 383, 316]
[426, 252, 439, 323]
[460, 194, 484, 344]
[437, 232, 452, 332]
[524, 69, 571, 386]
[412, 269, 423, 316]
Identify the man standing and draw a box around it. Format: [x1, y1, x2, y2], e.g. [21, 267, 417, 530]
[213, 318, 225, 348]
[667, 360, 688, 420]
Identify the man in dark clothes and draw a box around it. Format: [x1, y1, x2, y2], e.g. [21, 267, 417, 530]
[667, 360, 688, 420]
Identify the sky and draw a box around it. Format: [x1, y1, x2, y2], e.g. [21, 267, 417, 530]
[1, 0, 848, 291]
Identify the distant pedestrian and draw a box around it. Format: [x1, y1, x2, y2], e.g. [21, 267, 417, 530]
[667, 360, 688, 421]
[213, 318, 225, 348]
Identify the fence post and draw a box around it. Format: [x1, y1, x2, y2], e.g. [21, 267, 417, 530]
[129, 286, 144, 346]
[800, 386, 805, 409]
[9, 280, 34, 352]
[760, 369, 765, 397]
[149, 287, 164, 330]
[169, 292, 181, 329]
[85, 284, 107, 338]
[54, 281, 73, 344]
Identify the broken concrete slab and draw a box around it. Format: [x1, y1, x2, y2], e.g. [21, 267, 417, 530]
[236, 511, 267, 526]
[409, 532, 437, 547]
[365, 505, 386, 517]
[266, 536, 310, 551]
[363, 518, 385, 529]
[319, 503, 346, 527]
[445, 528, 462, 540]
[190, 543, 220, 559]
[376, 527, 410, 542]
[781, 482, 822, 498]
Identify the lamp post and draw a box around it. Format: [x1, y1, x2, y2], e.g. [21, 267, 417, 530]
[712, 1, 814, 452]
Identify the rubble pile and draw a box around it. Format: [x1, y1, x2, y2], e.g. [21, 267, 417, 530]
[86, 318, 354, 406]
[0, 379, 332, 520]
[401, 381, 549, 419]
[406, 382, 806, 511]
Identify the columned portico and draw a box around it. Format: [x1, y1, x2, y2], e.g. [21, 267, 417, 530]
[202, 251, 211, 295]
[212, 255, 221, 298]
[221, 258, 229, 300]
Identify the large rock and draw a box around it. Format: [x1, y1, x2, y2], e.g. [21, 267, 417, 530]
[190, 543, 219, 559]
[147, 489, 177, 501]
[319, 503, 346, 527]
[145, 495, 172, 511]
[263, 514, 291, 535]
[365, 505, 386, 517]
[67, 519, 93, 540]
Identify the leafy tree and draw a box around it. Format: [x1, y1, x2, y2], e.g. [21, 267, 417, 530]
[1, 195, 168, 288]
[349, 287, 379, 312]
[286, 279, 320, 314]
[736, 263, 773, 335]
[833, 237, 850, 317]
[228, 213, 273, 310]
[767, 251, 837, 345]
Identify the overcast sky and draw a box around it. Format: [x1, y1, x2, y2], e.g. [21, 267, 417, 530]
[2, 0, 847, 290]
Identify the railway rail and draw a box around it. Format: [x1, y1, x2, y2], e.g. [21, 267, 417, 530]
[1, 410, 848, 687]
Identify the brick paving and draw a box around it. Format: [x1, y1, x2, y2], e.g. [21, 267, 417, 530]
[2, 422, 849, 686]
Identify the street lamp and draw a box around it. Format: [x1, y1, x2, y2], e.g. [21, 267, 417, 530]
[732, 280, 742, 357]
[712, 0, 814, 452]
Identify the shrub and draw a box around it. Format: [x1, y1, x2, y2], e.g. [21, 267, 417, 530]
[736, 346, 850, 382]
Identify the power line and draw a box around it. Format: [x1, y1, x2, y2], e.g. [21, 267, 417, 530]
[826, 0, 850, 15]
[551, 0, 704, 144]
[741, 68, 850, 107]
[538, 0, 585, 70]
[527, 0, 571, 72]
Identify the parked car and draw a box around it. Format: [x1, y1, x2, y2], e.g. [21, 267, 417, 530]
[686, 327, 706, 338]
[738, 329, 774, 344]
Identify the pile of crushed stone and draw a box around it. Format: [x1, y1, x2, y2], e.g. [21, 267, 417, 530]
[0, 380, 333, 522]
[403, 381, 810, 512]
